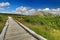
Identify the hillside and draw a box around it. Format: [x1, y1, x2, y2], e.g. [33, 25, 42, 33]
[34, 11, 57, 16]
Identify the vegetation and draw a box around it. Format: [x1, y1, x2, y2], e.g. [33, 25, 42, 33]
[0, 13, 22, 33]
[14, 15, 60, 40]
[0, 13, 60, 40]
[0, 14, 8, 33]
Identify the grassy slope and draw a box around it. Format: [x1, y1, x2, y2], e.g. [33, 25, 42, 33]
[14, 15, 60, 40]
[0, 14, 8, 33]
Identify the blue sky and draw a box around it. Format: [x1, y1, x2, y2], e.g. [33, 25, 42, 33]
[0, 0, 60, 13]
[2, 0, 60, 8]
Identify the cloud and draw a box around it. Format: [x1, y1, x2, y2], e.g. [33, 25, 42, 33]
[16, 6, 27, 11]
[51, 8, 60, 15]
[37, 9, 42, 11]
[0, 2, 10, 13]
[51, 8, 60, 12]
[43, 8, 50, 11]
[37, 8, 50, 11]
[0, 8, 4, 10]
[28, 9, 36, 13]
[13, 6, 60, 15]
[37, 8, 60, 12]
[0, 2, 10, 7]
[14, 6, 36, 15]
[37, 8, 60, 15]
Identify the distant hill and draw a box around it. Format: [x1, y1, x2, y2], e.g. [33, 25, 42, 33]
[34, 11, 45, 16]
[34, 11, 58, 16]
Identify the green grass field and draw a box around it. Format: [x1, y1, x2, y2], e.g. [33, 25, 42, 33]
[14, 15, 60, 40]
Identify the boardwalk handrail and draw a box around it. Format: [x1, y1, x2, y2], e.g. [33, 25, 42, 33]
[14, 19, 47, 40]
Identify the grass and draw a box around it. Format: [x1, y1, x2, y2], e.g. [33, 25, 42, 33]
[0, 14, 8, 33]
[14, 15, 60, 40]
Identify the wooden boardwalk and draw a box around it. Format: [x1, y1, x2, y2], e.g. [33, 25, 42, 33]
[4, 17, 37, 40]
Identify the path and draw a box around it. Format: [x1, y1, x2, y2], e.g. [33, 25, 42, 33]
[4, 17, 37, 40]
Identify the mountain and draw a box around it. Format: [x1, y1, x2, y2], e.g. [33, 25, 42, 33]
[34, 11, 60, 16]
[34, 11, 45, 16]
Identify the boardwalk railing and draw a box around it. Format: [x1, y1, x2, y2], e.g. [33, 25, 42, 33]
[14, 19, 47, 40]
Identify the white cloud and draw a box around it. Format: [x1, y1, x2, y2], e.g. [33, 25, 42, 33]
[0, 2, 10, 7]
[0, 2, 10, 13]
[37, 8, 51, 12]
[42, 8, 60, 12]
[0, 8, 4, 10]
[37, 9, 42, 11]
[28, 9, 36, 14]
[37, 8, 60, 15]
[43, 8, 50, 11]
[16, 6, 27, 11]
[14, 6, 36, 15]
[14, 6, 60, 15]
